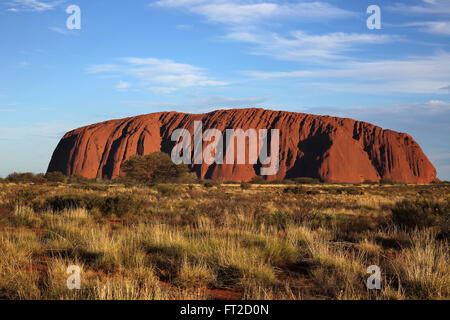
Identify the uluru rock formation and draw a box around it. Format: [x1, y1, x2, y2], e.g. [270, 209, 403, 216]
[47, 108, 438, 183]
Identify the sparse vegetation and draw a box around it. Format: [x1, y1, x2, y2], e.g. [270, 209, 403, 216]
[0, 179, 448, 300]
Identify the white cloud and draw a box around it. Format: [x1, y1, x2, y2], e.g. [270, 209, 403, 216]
[246, 51, 450, 93]
[308, 100, 450, 119]
[387, 0, 450, 14]
[0, 120, 72, 140]
[6, 0, 63, 12]
[48, 26, 71, 35]
[121, 95, 269, 111]
[154, 0, 353, 26]
[225, 30, 396, 62]
[148, 87, 177, 94]
[404, 21, 450, 35]
[87, 64, 121, 74]
[155, 1, 395, 65]
[121, 100, 178, 109]
[190, 95, 268, 109]
[88, 57, 228, 92]
[115, 80, 131, 91]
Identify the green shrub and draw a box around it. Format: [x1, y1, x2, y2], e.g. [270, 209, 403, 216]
[156, 184, 181, 196]
[76, 184, 110, 192]
[392, 199, 449, 236]
[256, 211, 288, 230]
[240, 182, 251, 190]
[100, 194, 146, 217]
[15, 188, 41, 206]
[283, 186, 306, 194]
[45, 171, 67, 183]
[121, 152, 189, 185]
[68, 174, 91, 184]
[250, 176, 266, 184]
[6, 172, 37, 184]
[345, 188, 364, 195]
[291, 177, 320, 184]
[380, 178, 398, 185]
[323, 187, 363, 195]
[203, 180, 219, 188]
[42, 193, 147, 217]
[43, 195, 88, 212]
[270, 180, 294, 185]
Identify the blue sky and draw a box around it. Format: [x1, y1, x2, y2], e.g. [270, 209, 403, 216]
[0, 0, 449, 179]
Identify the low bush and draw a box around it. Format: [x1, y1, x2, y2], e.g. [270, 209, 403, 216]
[44, 172, 67, 183]
[322, 187, 363, 195]
[42, 193, 147, 217]
[291, 177, 321, 184]
[43, 195, 87, 212]
[68, 175, 92, 184]
[240, 182, 251, 190]
[156, 184, 181, 196]
[258, 211, 288, 230]
[15, 188, 42, 207]
[283, 186, 306, 194]
[6, 172, 37, 184]
[380, 178, 398, 185]
[362, 180, 378, 185]
[392, 199, 449, 236]
[345, 188, 364, 195]
[250, 176, 266, 184]
[203, 180, 220, 188]
[100, 194, 146, 217]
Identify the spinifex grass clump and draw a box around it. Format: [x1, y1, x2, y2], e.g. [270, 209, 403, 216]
[40, 193, 147, 218]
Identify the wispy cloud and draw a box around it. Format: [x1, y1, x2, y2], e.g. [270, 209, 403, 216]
[189, 95, 269, 110]
[121, 95, 269, 112]
[6, 0, 64, 12]
[0, 120, 72, 140]
[225, 30, 396, 62]
[154, 0, 353, 26]
[308, 100, 450, 120]
[87, 57, 228, 93]
[155, 1, 395, 63]
[115, 80, 131, 91]
[48, 26, 76, 35]
[387, 0, 450, 15]
[246, 51, 450, 94]
[403, 21, 450, 35]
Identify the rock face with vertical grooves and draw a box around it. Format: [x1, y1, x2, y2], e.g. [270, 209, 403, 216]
[47, 108, 438, 183]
